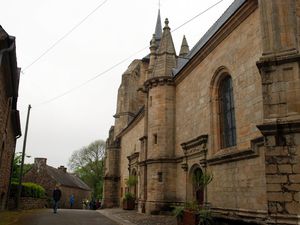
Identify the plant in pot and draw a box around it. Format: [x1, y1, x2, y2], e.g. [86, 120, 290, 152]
[122, 175, 137, 210]
[173, 206, 185, 225]
[174, 171, 213, 225]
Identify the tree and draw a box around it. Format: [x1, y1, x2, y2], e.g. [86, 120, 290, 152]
[11, 152, 32, 183]
[68, 140, 105, 199]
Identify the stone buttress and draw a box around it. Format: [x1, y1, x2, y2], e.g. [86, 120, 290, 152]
[256, 0, 300, 224]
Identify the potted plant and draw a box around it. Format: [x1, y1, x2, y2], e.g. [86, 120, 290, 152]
[173, 206, 185, 225]
[123, 192, 135, 210]
[122, 175, 137, 210]
[174, 201, 213, 225]
[174, 171, 213, 225]
[198, 209, 213, 225]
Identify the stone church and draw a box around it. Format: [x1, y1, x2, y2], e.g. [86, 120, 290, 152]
[103, 0, 300, 224]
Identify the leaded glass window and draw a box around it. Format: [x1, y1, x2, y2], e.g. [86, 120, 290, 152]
[219, 76, 236, 148]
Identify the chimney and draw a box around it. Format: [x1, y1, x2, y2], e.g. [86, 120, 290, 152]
[58, 166, 67, 173]
[34, 158, 47, 166]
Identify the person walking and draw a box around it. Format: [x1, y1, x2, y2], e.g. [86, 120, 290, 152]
[53, 185, 62, 213]
[69, 194, 75, 209]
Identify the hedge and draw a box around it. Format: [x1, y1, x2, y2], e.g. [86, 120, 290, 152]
[10, 182, 45, 198]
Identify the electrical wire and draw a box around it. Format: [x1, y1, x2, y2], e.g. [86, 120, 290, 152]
[35, 45, 149, 107]
[33, 0, 226, 107]
[22, 0, 108, 73]
[172, 0, 224, 33]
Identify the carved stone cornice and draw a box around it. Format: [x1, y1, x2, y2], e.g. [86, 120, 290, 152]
[181, 134, 208, 156]
[143, 76, 174, 92]
[207, 137, 264, 165]
[139, 136, 147, 142]
[127, 152, 139, 161]
[106, 138, 121, 150]
[104, 175, 120, 182]
[139, 157, 182, 165]
[113, 111, 136, 118]
[257, 121, 300, 136]
[256, 53, 300, 71]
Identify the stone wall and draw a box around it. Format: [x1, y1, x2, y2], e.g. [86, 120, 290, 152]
[114, 60, 147, 138]
[8, 197, 47, 210]
[0, 122, 16, 210]
[119, 116, 144, 201]
[59, 186, 91, 209]
[175, 3, 266, 214]
[175, 7, 262, 158]
[0, 30, 20, 210]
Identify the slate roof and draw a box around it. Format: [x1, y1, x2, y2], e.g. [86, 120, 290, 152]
[46, 165, 91, 191]
[172, 0, 247, 76]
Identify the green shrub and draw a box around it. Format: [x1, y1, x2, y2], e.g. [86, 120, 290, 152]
[10, 182, 45, 198]
[124, 192, 135, 200]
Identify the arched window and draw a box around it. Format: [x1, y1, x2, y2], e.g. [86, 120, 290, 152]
[219, 76, 236, 148]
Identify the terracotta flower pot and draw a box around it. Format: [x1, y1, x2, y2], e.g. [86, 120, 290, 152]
[182, 210, 199, 225]
[122, 198, 135, 210]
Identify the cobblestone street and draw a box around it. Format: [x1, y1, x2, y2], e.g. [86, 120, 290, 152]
[97, 208, 177, 225]
[9, 209, 118, 225]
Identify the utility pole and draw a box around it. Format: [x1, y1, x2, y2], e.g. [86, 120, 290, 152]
[16, 104, 31, 209]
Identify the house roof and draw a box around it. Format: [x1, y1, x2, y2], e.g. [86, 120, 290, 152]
[172, 0, 247, 76]
[46, 165, 91, 191]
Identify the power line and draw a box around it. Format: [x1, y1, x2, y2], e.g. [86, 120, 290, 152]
[22, 0, 108, 72]
[35, 46, 148, 107]
[33, 0, 225, 107]
[172, 0, 225, 33]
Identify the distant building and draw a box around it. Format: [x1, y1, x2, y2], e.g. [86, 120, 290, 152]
[103, 1, 300, 224]
[0, 26, 21, 210]
[24, 158, 91, 209]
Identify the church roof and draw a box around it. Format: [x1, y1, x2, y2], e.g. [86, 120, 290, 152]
[173, 0, 247, 76]
[46, 165, 91, 191]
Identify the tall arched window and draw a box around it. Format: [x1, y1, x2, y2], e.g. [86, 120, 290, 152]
[219, 76, 236, 148]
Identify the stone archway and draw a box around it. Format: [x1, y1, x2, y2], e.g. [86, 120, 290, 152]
[131, 169, 138, 198]
[187, 164, 204, 204]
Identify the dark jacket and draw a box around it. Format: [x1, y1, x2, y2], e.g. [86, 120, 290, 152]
[53, 188, 62, 201]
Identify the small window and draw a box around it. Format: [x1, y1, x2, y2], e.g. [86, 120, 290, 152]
[219, 76, 236, 148]
[153, 134, 157, 144]
[150, 96, 152, 107]
[158, 172, 163, 182]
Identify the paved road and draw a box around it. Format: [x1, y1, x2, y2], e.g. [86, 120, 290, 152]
[12, 209, 118, 225]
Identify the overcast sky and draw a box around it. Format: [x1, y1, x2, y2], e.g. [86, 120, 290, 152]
[1, 0, 234, 169]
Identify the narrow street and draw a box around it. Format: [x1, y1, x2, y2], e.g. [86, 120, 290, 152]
[11, 209, 118, 225]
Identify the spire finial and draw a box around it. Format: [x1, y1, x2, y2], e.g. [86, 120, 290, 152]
[150, 34, 157, 48]
[164, 18, 169, 28]
[179, 35, 189, 57]
[154, 9, 162, 40]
